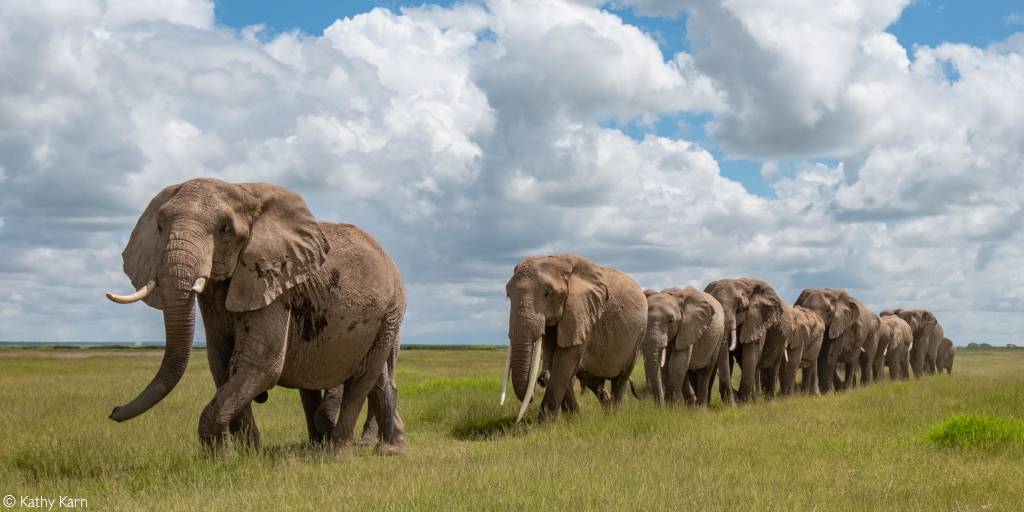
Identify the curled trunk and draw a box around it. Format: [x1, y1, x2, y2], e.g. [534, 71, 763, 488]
[110, 250, 198, 421]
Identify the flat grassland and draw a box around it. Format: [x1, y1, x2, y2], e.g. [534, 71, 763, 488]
[1, 348, 1022, 511]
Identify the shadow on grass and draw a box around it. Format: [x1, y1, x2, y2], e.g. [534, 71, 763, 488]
[925, 413, 1024, 453]
[450, 408, 529, 441]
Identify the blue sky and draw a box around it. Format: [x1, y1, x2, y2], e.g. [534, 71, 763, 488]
[213, 1, 1024, 200]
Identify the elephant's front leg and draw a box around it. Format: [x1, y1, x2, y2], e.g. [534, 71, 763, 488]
[662, 348, 691, 403]
[198, 306, 289, 453]
[779, 348, 800, 396]
[539, 345, 583, 420]
[200, 295, 261, 449]
[715, 342, 734, 405]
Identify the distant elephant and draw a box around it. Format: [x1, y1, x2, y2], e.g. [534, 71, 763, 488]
[641, 287, 725, 406]
[704, 278, 785, 403]
[794, 289, 878, 394]
[105, 178, 405, 452]
[502, 254, 646, 422]
[880, 309, 943, 378]
[937, 337, 956, 374]
[759, 306, 824, 397]
[876, 314, 912, 381]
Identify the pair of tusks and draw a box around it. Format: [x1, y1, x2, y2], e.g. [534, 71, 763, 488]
[105, 277, 207, 304]
[498, 338, 543, 423]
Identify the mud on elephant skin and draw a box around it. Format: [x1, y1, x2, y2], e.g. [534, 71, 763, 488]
[759, 306, 824, 398]
[105, 178, 406, 453]
[501, 254, 647, 422]
[704, 278, 785, 404]
[641, 287, 725, 407]
[794, 289, 878, 394]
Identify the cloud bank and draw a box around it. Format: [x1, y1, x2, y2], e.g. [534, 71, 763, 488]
[1, 0, 1021, 345]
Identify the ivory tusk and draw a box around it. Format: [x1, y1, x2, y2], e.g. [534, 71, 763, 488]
[783, 348, 789, 363]
[515, 338, 543, 423]
[729, 328, 737, 352]
[499, 344, 512, 406]
[660, 347, 667, 368]
[106, 280, 156, 304]
[191, 277, 207, 294]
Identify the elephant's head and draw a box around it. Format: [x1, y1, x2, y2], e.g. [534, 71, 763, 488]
[502, 254, 608, 421]
[881, 308, 934, 340]
[642, 287, 716, 403]
[704, 278, 783, 349]
[105, 178, 328, 422]
[795, 288, 860, 341]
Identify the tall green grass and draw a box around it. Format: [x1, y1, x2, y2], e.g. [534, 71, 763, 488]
[1, 349, 1022, 510]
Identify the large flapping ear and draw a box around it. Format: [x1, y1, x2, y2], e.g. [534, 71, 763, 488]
[829, 292, 860, 340]
[557, 255, 609, 348]
[670, 288, 714, 351]
[226, 184, 330, 312]
[740, 281, 784, 344]
[121, 184, 182, 310]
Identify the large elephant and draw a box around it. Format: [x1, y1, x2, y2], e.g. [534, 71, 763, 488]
[880, 309, 943, 378]
[937, 337, 956, 374]
[502, 254, 646, 422]
[759, 306, 824, 397]
[641, 287, 725, 406]
[794, 289, 878, 394]
[703, 278, 785, 403]
[105, 178, 405, 452]
[877, 314, 912, 381]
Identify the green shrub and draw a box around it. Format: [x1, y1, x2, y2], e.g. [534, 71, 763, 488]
[925, 414, 1024, 452]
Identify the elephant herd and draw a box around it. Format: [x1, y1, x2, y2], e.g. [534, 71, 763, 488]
[500, 253, 956, 422]
[104, 179, 954, 453]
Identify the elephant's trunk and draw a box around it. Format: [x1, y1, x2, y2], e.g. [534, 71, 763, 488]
[643, 326, 667, 404]
[508, 298, 544, 402]
[110, 241, 201, 422]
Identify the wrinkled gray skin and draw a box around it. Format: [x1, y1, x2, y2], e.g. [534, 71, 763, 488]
[704, 278, 785, 403]
[794, 289, 879, 394]
[505, 254, 646, 420]
[107, 178, 405, 453]
[880, 309, 944, 378]
[641, 287, 725, 406]
[937, 337, 956, 374]
[759, 306, 824, 397]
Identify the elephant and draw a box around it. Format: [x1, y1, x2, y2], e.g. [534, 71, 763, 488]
[877, 314, 912, 381]
[937, 337, 956, 374]
[759, 306, 824, 397]
[794, 289, 879, 394]
[104, 178, 405, 452]
[703, 278, 785, 403]
[640, 287, 725, 406]
[501, 254, 646, 422]
[880, 309, 943, 378]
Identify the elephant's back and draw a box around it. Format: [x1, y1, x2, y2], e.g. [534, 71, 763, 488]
[320, 223, 404, 302]
[690, 291, 724, 370]
[579, 267, 646, 378]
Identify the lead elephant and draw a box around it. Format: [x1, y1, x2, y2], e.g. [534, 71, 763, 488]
[937, 337, 956, 374]
[759, 306, 824, 397]
[880, 309, 943, 378]
[794, 288, 878, 394]
[704, 278, 785, 403]
[502, 254, 646, 422]
[105, 178, 405, 452]
[877, 314, 912, 381]
[641, 287, 725, 406]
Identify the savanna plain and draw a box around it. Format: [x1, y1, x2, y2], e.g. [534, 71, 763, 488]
[1, 348, 1022, 511]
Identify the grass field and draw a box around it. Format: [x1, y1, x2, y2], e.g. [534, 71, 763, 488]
[1, 348, 1022, 511]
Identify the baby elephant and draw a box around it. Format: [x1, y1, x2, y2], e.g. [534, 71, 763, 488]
[641, 287, 725, 406]
[937, 337, 956, 374]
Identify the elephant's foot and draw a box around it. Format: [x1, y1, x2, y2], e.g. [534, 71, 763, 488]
[374, 438, 406, 456]
[360, 418, 379, 446]
[329, 438, 355, 457]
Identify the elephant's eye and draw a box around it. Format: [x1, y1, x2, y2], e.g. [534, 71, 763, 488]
[220, 223, 233, 235]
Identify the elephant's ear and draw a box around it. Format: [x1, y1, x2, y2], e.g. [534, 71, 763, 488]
[121, 183, 182, 310]
[673, 291, 714, 351]
[557, 257, 608, 348]
[829, 293, 859, 340]
[740, 282, 784, 344]
[226, 184, 330, 312]
[643, 289, 658, 298]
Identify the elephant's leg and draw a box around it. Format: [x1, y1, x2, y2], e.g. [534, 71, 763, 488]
[858, 352, 870, 386]
[539, 345, 583, 420]
[663, 348, 690, 403]
[817, 339, 836, 395]
[716, 342, 734, 405]
[561, 379, 579, 413]
[694, 366, 713, 407]
[780, 349, 800, 396]
[199, 299, 261, 449]
[578, 373, 610, 405]
[737, 341, 761, 403]
[300, 388, 327, 444]
[362, 344, 405, 448]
